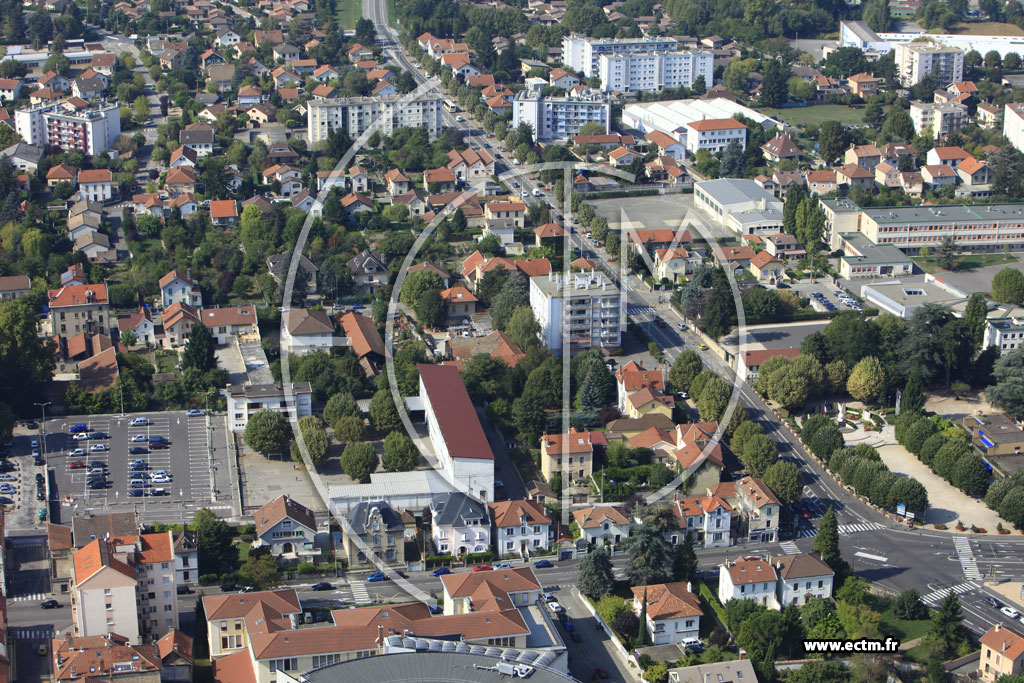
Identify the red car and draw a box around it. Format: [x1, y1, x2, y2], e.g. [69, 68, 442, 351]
[473, 564, 493, 572]
[594, 668, 609, 679]
[68, 461, 84, 469]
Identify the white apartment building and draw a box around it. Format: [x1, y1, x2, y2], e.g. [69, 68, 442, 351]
[225, 382, 313, 432]
[489, 499, 550, 558]
[306, 95, 443, 144]
[984, 318, 1024, 351]
[774, 553, 834, 606]
[529, 271, 621, 354]
[562, 35, 679, 77]
[512, 88, 610, 142]
[15, 101, 121, 154]
[910, 101, 968, 139]
[430, 492, 491, 556]
[70, 532, 180, 644]
[718, 557, 779, 608]
[894, 42, 964, 86]
[685, 117, 747, 156]
[1003, 103, 1024, 154]
[597, 51, 712, 93]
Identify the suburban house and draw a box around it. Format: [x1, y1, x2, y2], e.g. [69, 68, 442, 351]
[78, 169, 113, 202]
[253, 495, 321, 564]
[539, 428, 606, 485]
[572, 505, 631, 554]
[429, 492, 491, 556]
[117, 306, 157, 346]
[159, 270, 203, 309]
[631, 582, 702, 645]
[980, 624, 1024, 681]
[342, 501, 407, 566]
[281, 309, 335, 354]
[339, 310, 385, 377]
[773, 552, 835, 606]
[489, 499, 550, 558]
[440, 286, 478, 320]
[710, 476, 781, 543]
[197, 305, 259, 345]
[717, 556, 779, 608]
[347, 250, 387, 294]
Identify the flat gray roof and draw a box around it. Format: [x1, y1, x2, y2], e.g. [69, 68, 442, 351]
[696, 178, 779, 208]
[860, 203, 1024, 227]
[843, 233, 912, 266]
[303, 651, 577, 683]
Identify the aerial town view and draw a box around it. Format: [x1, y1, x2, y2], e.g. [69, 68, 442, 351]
[4, 0, 1024, 680]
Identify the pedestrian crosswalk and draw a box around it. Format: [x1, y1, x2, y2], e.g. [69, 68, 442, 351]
[954, 536, 982, 580]
[779, 541, 801, 555]
[795, 527, 817, 539]
[350, 580, 371, 605]
[10, 593, 47, 603]
[839, 522, 886, 535]
[12, 627, 57, 640]
[626, 305, 654, 315]
[921, 581, 979, 606]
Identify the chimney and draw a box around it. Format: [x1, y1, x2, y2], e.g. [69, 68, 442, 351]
[376, 624, 385, 647]
[738, 650, 747, 660]
[289, 612, 299, 629]
[686, 581, 692, 594]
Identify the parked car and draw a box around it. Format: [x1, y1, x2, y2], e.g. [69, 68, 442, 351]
[149, 488, 169, 496]
[472, 564, 493, 572]
[71, 433, 89, 441]
[128, 489, 144, 497]
[547, 602, 563, 613]
[494, 562, 511, 569]
[432, 567, 451, 576]
[220, 583, 237, 592]
[311, 582, 332, 591]
[129, 446, 149, 455]
[367, 572, 387, 582]
[130, 417, 149, 426]
[148, 435, 169, 444]
[68, 461, 84, 469]
[89, 444, 108, 452]
[186, 410, 204, 417]
[88, 432, 107, 439]
[150, 442, 169, 449]
[534, 559, 553, 568]
[131, 434, 148, 442]
[176, 585, 193, 595]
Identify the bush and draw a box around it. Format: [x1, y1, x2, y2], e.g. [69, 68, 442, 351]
[296, 562, 317, 574]
[200, 574, 220, 586]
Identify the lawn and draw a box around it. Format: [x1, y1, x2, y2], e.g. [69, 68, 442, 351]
[911, 252, 1018, 274]
[949, 21, 1024, 35]
[335, 0, 361, 31]
[758, 105, 866, 128]
[880, 605, 932, 644]
[154, 350, 179, 374]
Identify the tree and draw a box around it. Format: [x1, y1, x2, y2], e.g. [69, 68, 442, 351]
[721, 139, 746, 177]
[762, 461, 802, 505]
[333, 415, 366, 443]
[194, 508, 235, 573]
[669, 352, 703, 394]
[341, 442, 378, 482]
[382, 431, 419, 471]
[506, 305, 541, 349]
[881, 107, 915, 141]
[238, 550, 280, 590]
[577, 547, 615, 599]
[702, 273, 735, 340]
[818, 120, 849, 163]
[813, 507, 841, 568]
[292, 416, 329, 466]
[929, 592, 968, 659]
[415, 288, 445, 329]
[893, 477, 929, 515]
[991, 267, 1024, 304]
[953, 454, 989, 496]
[847, 356, 886, 404]
[369, 389, 402, 434]
[244, 410, 292, 457]
[696, 374, 731, 422]
[672, 535, 698, 583]
[741, 434, 778, 478]
[644, 662, 669, 683]
[963, 292, 988, 351]
[623, 523, 672, 586]
[987, 349, 1024, 420]
[935, 235, 959, 271]
[901, 367, 925, 416]
[760, 59, 790, 108]
[181, 323, 216, 373]
[325, 392, 358, 426]
[731, 421, 765, 458]
[893, 588, 927, 620]
[737, 610, 787, 668]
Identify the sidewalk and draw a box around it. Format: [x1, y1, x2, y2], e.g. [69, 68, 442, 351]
[986, 581, 1024, 611]
[845, 426, 1004, 532]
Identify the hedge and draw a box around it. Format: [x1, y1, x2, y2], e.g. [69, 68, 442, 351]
[698, 580, 729, 631]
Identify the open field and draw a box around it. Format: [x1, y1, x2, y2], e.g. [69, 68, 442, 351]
[911, 252, 1018, 275]
[336, 0, 361, 30]
[949, 21, 1024, 35]
[758, 105, 866, 128]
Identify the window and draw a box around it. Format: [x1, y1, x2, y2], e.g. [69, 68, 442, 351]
[235, 620, 241, 629]
[220, 622, 228, 632]
[161, 562, 169, 569]
[506, 528, 514, 536]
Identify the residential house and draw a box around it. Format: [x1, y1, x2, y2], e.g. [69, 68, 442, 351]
[171, 530, 198, 589]
[197, 305, 259, 345]
[179, 127, 215, 156]
[646, 131, 686, 160]
[0, 274, 30, 300]
[424, 167, 457, 193]
[874, 160, 900, 188]
[46, 163, 78, 188]
[237, 85, 264, 107]
[50, 633, 163, 682]
[49, 283, 111, 339]
[489, 500, 550, 558]
[281, 309, 335, 354]
[654, 247, 699, 283]
[430, 492, 490, 556]
[549, 67, 580, 89]
[539, 428, 605, 485]
[385, 168, 412, 196]
[927, 145, 971, 167]
[921, 164, 958, 188]
[762, 233, 805, 260]
[267, 251, 318, 295]
[78, 169, 113, 202]
[161, 302, 200, 347]
[339, 310, 385, 377]
[75, 231, 110, 261]
[805, 169, 837, 195]
[980, 624, 1024, 681]
[630, 582, 701, 645]
[711, 476, 781, 543]
[572, 506, 631, 553]
[760, 132, 802, 163]
[253, 495, 321, 564]
[347, 250, 387, 294]
[169, 145, 198, 169]
[847, 71, 879, 96]
[749, 251, 785, 281]
[165, 166, 197, 196]
[715, 245, 754, 273]
[117, 306, 156, 346]
[447, 148, 495, 181]
[836, 163, 874, 189]
[342, 501, 407, 566]
[615, 361, 665, 413]
[440, 286, 477, 320]
[956, 156, 993, 186]
[348, 165, 369, 193]
[484, 201, 526, 228]
[773, 552, 835, 606]
[717, 556, 779, 608]
[209, 200, 238, 227]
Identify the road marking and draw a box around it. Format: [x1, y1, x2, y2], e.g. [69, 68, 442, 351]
[349, 580, 371, 605]
[955, 536, 982, 580]
[779, 541, 801, 555]
[853, 551, 887, 563]
[921, 581, 979, 605]
[839, 523, 886, 535]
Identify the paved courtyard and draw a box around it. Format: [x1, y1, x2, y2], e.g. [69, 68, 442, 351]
[591, 195, 733, 240]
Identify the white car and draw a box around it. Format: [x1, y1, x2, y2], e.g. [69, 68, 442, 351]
[68, 448, 85, 457]
[547, 601, 563, 613]
[1002, 606, 1021, 619]
[131, 434, 147, 442]
[71, 433, 88, 441]
[130, 417, 149, 426]
[455, 115, 465, 122]
[494, 562, 512, 569]
[150, 470, 169, 478]
[151, 475, 171, 484]
[541, 592, 556, 603]
[89, 444, 108, 452]
[0, 475, 15, 482]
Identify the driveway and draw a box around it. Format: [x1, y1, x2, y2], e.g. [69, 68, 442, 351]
[559, 589, 641, 682]
[215, 345, 249, 386]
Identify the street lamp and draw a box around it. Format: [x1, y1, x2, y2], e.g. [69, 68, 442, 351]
[34, 402, 51, 457]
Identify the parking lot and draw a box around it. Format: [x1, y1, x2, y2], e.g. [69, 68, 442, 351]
[806, 287, 864, 313]
[43, 411, 234, 524]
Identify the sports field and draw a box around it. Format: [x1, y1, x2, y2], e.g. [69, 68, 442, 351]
[336, 0, 361, 30]
[758, 105, 866, 128]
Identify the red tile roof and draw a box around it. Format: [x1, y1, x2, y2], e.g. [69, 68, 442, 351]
[48, 283, 109, 307]
[417, 364, 494, 460]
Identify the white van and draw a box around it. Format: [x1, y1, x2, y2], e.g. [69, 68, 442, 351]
[681, 637, 703, 650]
